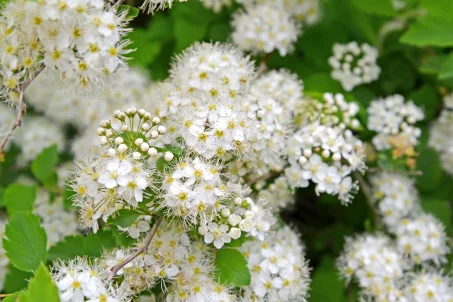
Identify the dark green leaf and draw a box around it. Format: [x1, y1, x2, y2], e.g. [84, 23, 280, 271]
[439, 51, 453, 80]
[108, 209, 141, 228]
[3, 213, 47, 272]
[214, 248, 251, 286]
[408, 85, 441, 121]
[4, 265, 33, 293]
[4, 184, 36, 215]
[419, 54, 448, 74]
[350, 0, 396, 16]
[421, 199, 452, 233]
[416, 148, 443, 192]
[173, 19, 206, 52]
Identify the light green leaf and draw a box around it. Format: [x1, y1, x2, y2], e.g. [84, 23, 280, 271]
[3, 213, 47, 272]
[5, 184, 36, 215]
[118, 4, 139, 19]
[439, 52, 453, 80]
[420, 0, 453, 20]
[108, 209, 141, 228]
[350, 0, 396, 16]
[400, 16, 453, 47]
[173, 19, 206, 52]
[20, 263, 59, 302]
[214, 248, 251, 286]
[3, 292, 25, 302]
[127, 29, 162, 66]
[31, 145, 59, 186]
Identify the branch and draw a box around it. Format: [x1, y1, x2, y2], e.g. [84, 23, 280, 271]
[353, 172, 380, 227]
[109, 216, 162, 279]
[0, 67, 44, 161]
[257, 52, 272, 76]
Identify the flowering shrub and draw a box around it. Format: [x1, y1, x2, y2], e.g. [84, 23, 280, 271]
[0, 0, 453, 302]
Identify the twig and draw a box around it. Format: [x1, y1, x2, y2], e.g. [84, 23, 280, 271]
[0, 67, 44, 160]
[257, 52, 272, 76]
[0, 294, 11, 298]
[109, 216, 162, 279]
[353, 172, 380, 227]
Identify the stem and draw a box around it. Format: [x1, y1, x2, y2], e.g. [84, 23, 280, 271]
[0, 67, 44, 161]
[257, 52, 272, 76]
[353, 172, 380, 227]
[109, 216, 162, 279]
[0, 294, 11, 298]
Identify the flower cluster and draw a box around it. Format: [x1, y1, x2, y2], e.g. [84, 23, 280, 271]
[403, 272, 453, 301]
[329, 42, 381, 91]
[338, 234, 406, 301]
[0, 0, 131, 102]
[429, 95, 453, 176]
[370, 172, 420, 229]
[232, 2, 301, 56]
[34, 189, 79, 247]
[104, 221, 234, 300]
[241, 226, 311, 301]
[52, 257, 128, 301]
[367, 95, 424, 152]
[202, 0, 232, 13]
[71, 108, 170, 232]
[285, 93, 365, 204]
[15, 116, 65, 164]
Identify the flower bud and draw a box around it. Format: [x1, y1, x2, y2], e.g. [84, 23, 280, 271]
[148, 147, 158, 157]
[141, 123, 150, 131]
[164, 151, 174, 162]
[228, 228, 241, 240]
[133, 152, 141, 159]
[97, 127, 105, 136]
[118, 144, 128, 153]
[221, 208, 230, 217]
[100, 136, 108, 145]
[151, 130, 159, 138]
[121, 125, 128, 132]
[152, 117, 160, 124]
[135, 138, 144, 146]
[114, 137, 123, 145]
[107, 148, 116, 156]
[303, 149, 312, 157]
[228, 214, 241, 226]
[140, 142, 149, 152]
[157, 126, 166, 134]
[298, 156, 307, 165]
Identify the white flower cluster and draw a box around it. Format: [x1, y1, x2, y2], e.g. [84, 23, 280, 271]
[52, 257, 128, 302]
[15, 116, 65, 164]
[71, 108, 169, 232]
[258, 176, 295, 212]
[370, 172, 420, 229]
[367, 95, 424, 151]
[285, 93, 365, 204]
[0, 217, 8, 292]
[237, 0, 321, 25]
[340, 173, 452, 301]
[0, 105, 16, 150]
[338, 234, 406, 301]
[34, 190, 79, 247]
[329, 42, 381, 91]
[403, 272, 453, 302]
[394, 214, 449, 266]
[169, 42, 255, 99]
[429, 95, 453, 176]
[232, 2, 301, 56]
[241, 226, 311, 301]
[104, 222, 234, 301]
[141, 0, 188, 14]
[0, 0, 131, 102]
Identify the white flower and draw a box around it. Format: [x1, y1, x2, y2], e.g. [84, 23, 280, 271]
[403, 272, 453, 302]
[329, 42, 380, 91]
[98, 159, 132, 189]
[203, 222, 231, 249]
[232, 3, 301, 56]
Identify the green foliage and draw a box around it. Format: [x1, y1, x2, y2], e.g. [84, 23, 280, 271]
[214, 248, 251, 286]
[118, 4, 139, 19]
[3, 213, 47, 272]
[18, 263, 60, 302]
[107, 209, 142, 228]
[310, 257, 345, 302]
[416, 148, 443, 192]
[48, 230, 116, 261]
[421, 199, 453, 234]
[31, 145, 59, 188]
[400, 16, 453, 47]
[350, 0, 396, 17]
[4, 265, 33, 293]
[4, 184, 36, 215]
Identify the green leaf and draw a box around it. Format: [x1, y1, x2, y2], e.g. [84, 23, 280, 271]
[48, 230, 116, 261]
[3, 213, 47, 272]
[419, 54, 448, 75]
[173, 19, 206, 52]
[112, 228, 136, 247]
[118, 4, 139, 19]
[304, 73, 344, 93]
[408, 85, 440, 121]
[310, 257, 344, 302]
[350, 0, 396, 16]
[420, 0, 453, 20]
[421, 199, 452, 233]
[400, 16, 453, 47]
[214, 248, 251, 286]
[108, 209, 141, 228]
[128, 29, 162, 66]
[3, 292, 25, 302]
[31, 145, 59, 186]
[21, 263, 59, 302]
[4, 184, 36, 215]
[4, 265, 33, 293]
[416, 148, 443, 192]
[439, 52, 453, 80]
